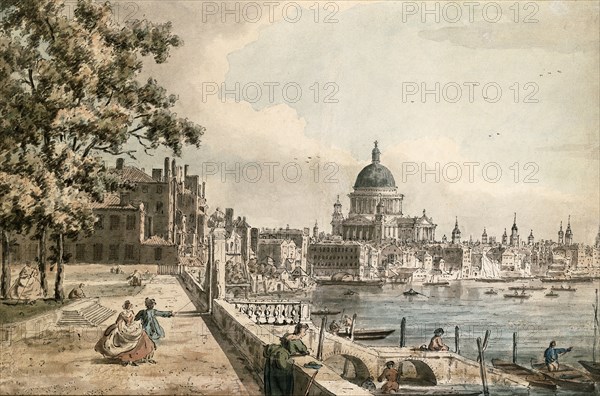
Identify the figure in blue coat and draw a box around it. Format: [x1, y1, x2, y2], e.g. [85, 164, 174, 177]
[135, 297, 174, 344]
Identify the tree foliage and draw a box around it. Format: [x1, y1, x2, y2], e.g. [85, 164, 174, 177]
[0, 0, 205, 298]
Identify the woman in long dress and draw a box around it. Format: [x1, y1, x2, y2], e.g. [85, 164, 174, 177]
[8, 262, 43, 302]
[95, 300, 155, 365]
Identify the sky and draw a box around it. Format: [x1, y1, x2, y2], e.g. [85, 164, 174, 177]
[110, 0, 599, 243]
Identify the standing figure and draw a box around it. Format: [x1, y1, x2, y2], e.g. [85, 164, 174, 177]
[377, 361, 399, 394]
[95, 300, 155, 365]
[8, 262, 42, 302]
[263, 323, 310, 396]
[544, 341, 572, 371]
[428, 328, 449, 351]
[135, 298, 174, 346]
[127, 270, 142, 286]
[68, 283, 87, 299]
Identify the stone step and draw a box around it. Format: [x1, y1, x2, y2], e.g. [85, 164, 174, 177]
[57, 300, 116, 327]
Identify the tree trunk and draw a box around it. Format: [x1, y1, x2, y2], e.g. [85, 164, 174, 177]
[54, 233, 64, 302]
[1, 229, 11, 299]
[38, 228, 48, 297]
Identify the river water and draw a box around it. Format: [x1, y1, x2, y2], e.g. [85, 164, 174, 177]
[309, 279, 600, 395]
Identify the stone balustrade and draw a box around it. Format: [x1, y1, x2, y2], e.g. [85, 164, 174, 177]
[228, 299, 310, 325]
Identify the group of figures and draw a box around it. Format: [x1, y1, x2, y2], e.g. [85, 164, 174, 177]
[111, 266, 151, 287]
[7, 262, 87, 303]
[94, 297, 174, 366]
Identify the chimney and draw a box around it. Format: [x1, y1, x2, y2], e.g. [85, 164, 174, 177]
[119, 192, 130, 206]
[116, 158, 124, 170]
[164, 157, 171, 180]
[184, 165, 189, 178]
[152, 169, 163, 182]
[225, 208, 234, 228]
[171, 159, 177, 182]
[202, 182, 206, 198]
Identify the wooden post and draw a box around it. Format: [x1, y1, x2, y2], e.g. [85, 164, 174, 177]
[594, 289, 598, 363]
[512, 332, 518, 364]
[400, 317, 406, 347]
[455, 325, 460, 354]
[1, 229, 11, 299]
[477, 337, 489, 396]
[349, 313, 357, 342]
[316, 315, 327, 361]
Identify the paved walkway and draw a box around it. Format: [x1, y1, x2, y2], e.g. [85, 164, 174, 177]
[0, 275, 262, 395]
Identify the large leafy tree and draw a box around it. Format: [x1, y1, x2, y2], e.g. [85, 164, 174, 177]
[0, 0, 205, 299]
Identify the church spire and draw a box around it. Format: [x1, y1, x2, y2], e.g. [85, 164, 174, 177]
[371, 140, 381, 163]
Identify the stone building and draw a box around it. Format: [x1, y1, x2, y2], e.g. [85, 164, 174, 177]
[259, 225, 309, 270]
[331, 142, 436, 243]
[7, 157, 207, 266]
[307, 240, 379, 280]
[257, 238, 297, 271]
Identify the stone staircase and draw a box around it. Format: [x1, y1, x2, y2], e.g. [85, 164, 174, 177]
[56, 299, 116, 327]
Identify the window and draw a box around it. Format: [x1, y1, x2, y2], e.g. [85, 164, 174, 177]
[96, 215, 104, 230]
[75, 244, 85, 261]
[126, 215, 136, 230]
[93, 244, 103, 261]
[156, 201, 163, 214]
[154, 247, 162, 261]
[142, 186, 148, 193]
[156, 186, 163, 194]
[109, 244, 119, 260]
[124, 244, 135, 260]
[110, 215, 120, 230]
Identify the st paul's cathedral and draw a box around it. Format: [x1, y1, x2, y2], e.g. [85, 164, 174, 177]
[331, 142, 437, 243]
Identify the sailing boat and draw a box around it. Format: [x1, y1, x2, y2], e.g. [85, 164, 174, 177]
[579, 288, 600, 380]
[476, 251, 503, 282]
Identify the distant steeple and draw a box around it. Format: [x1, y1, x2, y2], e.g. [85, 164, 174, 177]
[558, 221, 564, 244]
[565, 215, 573, 245]
[482, 227, 488, 244]
[528, 229, 534, 245]
[451, 217, 461, 244]
[371, 140, 381, 163]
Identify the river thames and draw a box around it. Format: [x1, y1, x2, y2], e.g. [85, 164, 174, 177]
[309, 279, 600, 395]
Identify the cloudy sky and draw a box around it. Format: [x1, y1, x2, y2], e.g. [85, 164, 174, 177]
[113, 0, 599, 243]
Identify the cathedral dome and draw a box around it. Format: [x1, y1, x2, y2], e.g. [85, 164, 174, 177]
[353, 141, 396, 189]
[354, 163, 396, 189]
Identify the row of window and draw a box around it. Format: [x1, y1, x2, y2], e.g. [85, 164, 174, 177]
[310, 255, 360, 260]
[314, 262, 359, 267]
[96, 215, 137, 230]
[312, 247, 359, 253]
[74, 243, 162, 261]
[140, 185, 163, 194]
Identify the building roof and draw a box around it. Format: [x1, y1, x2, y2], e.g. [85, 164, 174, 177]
[89, 194, 137, 210]
[141, 235, 174, 246]
[112, 166, 156, 183]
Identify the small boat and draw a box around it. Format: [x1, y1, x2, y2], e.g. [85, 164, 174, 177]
[578, 360, 600, 381]
[483, 289, 498, 295]
[508, 285, 546, 291]
[337, 328, 395, 340]
[316, 279, 384, 287]
[551, 286, 577, 292]
[504, 293, 531, 299]
[403, 288, 421, 296]
[545, 291, 559, 298]
[491, 359, 556, 390]
[311, 309, 342, 316]
[474, 278, 509, 283]
[423, 281, 450, 286]
[530, 361, 595, 392]
[541, 277, 592, 283]
[343, 290, 357, 296]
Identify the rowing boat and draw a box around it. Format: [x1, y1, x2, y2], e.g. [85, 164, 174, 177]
[491, 359, 556, 389]
[337, 328, 395, 340]
[530, 361, 595, 392]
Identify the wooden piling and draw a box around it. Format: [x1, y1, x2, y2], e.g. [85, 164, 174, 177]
[477, 337, 489, 396]
[400, 317, 406, 347]
[455, 325, 460, 354]
[316, 315, 327, 361]
[512, 332, 518, 364]
[350, 313, 357, 341]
